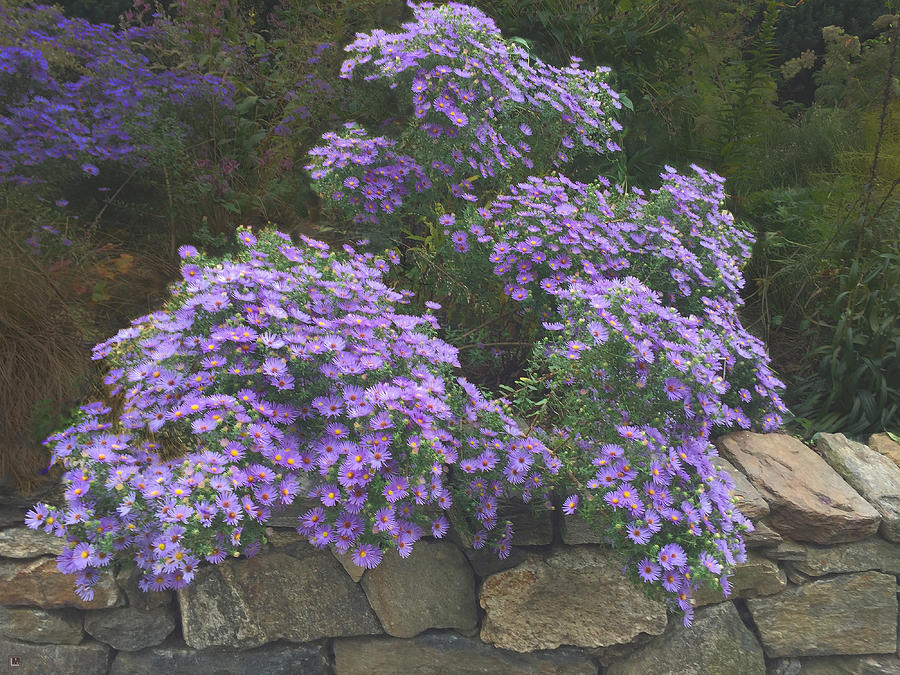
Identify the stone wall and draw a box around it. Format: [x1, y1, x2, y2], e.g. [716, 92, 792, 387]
[0, 431, 898, 674]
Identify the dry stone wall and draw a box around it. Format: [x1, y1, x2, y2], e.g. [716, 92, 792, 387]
[0, 431, 898, 674]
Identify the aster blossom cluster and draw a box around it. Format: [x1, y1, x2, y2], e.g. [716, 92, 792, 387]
[0, 3, 234, 186]
[306, 1, 624, 234]
[478, 167, 785, 430]
[27, 228, 555, 600]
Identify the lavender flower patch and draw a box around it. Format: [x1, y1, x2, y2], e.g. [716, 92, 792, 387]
[0, 4, 233, 187]
[307, 0, 623, 232]
[27, 229, 541, 603]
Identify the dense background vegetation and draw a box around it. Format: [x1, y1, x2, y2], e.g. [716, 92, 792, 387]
[2, 0, 897, 493]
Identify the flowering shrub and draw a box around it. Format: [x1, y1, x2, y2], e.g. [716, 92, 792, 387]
[480, 168, 784, 426]
[28, 1, 786, 627]
[472, 168, 785, 615]
[27, 228, 550, 598]
[0, 3, 233, 188]
[306, 0, 625, 238]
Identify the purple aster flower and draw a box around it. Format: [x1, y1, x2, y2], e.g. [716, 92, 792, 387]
[451, 230, 469, 252]
[562, 494, 579, 515]
[336, 512, 364, 538]
[352, 543, 382, 569]
[319, 485, 341, 507]
[604, 488, 625, 511]
[70, 542, 95, 570]
[373, 507, 396, 532]
[311, 526, 333, 549]
[637, 557, 661, 583]
[430, 515, 449, 538]
[661, 570, 682, 593]
[24, 503, 50, 529]
[383, 476, 409, 503]
[298, 507, 325, 535]
[719, 573, 733, 597]
[206, 545, 227, 564]
[626, 524, 651, 545]
[699, 551, 723, 575]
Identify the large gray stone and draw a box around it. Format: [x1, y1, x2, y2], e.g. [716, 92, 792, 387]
[177, 548, 381, 649]
[747, 571, 898, 657]
[0, 556, 121, 609]
[816, 433, 900, 542]
[869, 433, 900, 469]
[585, 634, 656, 669]
[0, 638, 111, 674]
[333, 632, 598, 674]
[763, 539, 807, 562]
[0, 606, 83, 644]
[333, 548, 365, 582]
[361, 540, 478, 638]
[793, 537, 900, 577]
[692, 553, 786, 606]
[0, 474, 64, 510]
[0, 526, 65, 558]
[783, 563, 814, 585]
[712, 456, 770, 520]
[717, 432, 880, 544]
[0, 507, 27, 528]
[262, 526, 309, 556]
[109, 636, 331, 674]
[605, 602, 765, 675]
[463, 546, 531, 578]
[84, 603, 177, 651]
[766, 657, 803, 675]
[479, 547, 667, 652]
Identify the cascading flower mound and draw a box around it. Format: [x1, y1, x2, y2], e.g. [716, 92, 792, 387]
[29, 1, 786, 626]
[28, 228, 555, 600]
[306, 0, 624, 233]
[463, 167, 787, 622]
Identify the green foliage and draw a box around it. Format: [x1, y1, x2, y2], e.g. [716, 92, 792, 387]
[744, 16, 900, 436]
[775, 0, 886, 60]
[159, 0, 407, 234]
[792, 252, 900, 434]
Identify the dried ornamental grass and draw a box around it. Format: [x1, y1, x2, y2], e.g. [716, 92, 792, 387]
[0, 247, 89, 494]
